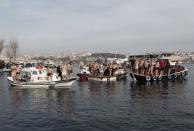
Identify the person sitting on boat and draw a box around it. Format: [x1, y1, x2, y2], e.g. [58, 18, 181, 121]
[47, 66, 53, 82]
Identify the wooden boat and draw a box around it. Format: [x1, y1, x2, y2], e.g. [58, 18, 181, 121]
[130, 68, 188, 82]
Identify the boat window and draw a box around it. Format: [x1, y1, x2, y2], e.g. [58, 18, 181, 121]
[38, 70, 42, 74]
[32, 71, 38, 75]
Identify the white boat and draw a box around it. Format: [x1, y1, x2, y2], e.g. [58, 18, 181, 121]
[88, 76, 117, 82]
[7, 67, 76, 88]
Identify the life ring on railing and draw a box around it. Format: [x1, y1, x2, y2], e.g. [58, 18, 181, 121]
[153, 76, 157, 81]
[146, 76, 151, 82]
[182, 71, 186, 76]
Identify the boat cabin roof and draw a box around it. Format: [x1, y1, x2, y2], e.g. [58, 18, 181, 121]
[21, 67, 47, 76]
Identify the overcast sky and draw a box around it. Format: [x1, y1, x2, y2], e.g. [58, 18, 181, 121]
[0, 0, 194, 54]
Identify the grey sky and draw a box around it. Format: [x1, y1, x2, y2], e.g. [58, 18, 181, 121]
[0, 0, 194, 54]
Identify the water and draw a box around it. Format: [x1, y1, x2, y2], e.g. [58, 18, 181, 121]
[0, 64, 194, 131]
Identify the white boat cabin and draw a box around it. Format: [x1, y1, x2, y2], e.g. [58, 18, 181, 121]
[8, 67, 60, 83]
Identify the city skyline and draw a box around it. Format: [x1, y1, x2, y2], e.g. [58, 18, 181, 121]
[0, 0, 194, 54]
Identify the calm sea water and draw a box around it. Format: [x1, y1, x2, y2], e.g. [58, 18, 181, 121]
[0, 64, 194, 131]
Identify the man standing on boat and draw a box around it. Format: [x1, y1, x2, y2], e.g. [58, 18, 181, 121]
[61, 63, 68, 80]
[15, 64, 21, 81]
[47, 66, 53, 82]
[67, 62, 73, 78]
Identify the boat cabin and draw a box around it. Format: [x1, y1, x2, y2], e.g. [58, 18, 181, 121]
[20, 67, 48, 83]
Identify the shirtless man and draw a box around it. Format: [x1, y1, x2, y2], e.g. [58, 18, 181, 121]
[15, 64, 21, 81]
[47, 66, 53, 82]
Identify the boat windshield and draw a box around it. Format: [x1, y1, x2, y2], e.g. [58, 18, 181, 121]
[20, 71, 31, 80]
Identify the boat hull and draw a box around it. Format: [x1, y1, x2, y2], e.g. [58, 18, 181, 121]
[130, 69, 188, 82]
[88, 76, 117, 82]
[9, 78, 76, 89]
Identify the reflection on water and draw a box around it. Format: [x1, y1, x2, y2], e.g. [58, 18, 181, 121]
[8, 87, 76, 119]
[87, 81, 117, 96]
[130, 78, 189, 98]
[9, 89, 21, 109]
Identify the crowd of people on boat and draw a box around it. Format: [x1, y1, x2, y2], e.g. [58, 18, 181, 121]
[56, 62, 74, 80]
[8, 62, 74, 82]
[130, 58, 185, 76]
[79, 61, 128, 77]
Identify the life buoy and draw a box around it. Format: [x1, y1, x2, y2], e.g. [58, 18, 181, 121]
[146, 76, 151, 82]
[182, 71, 186, 76]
